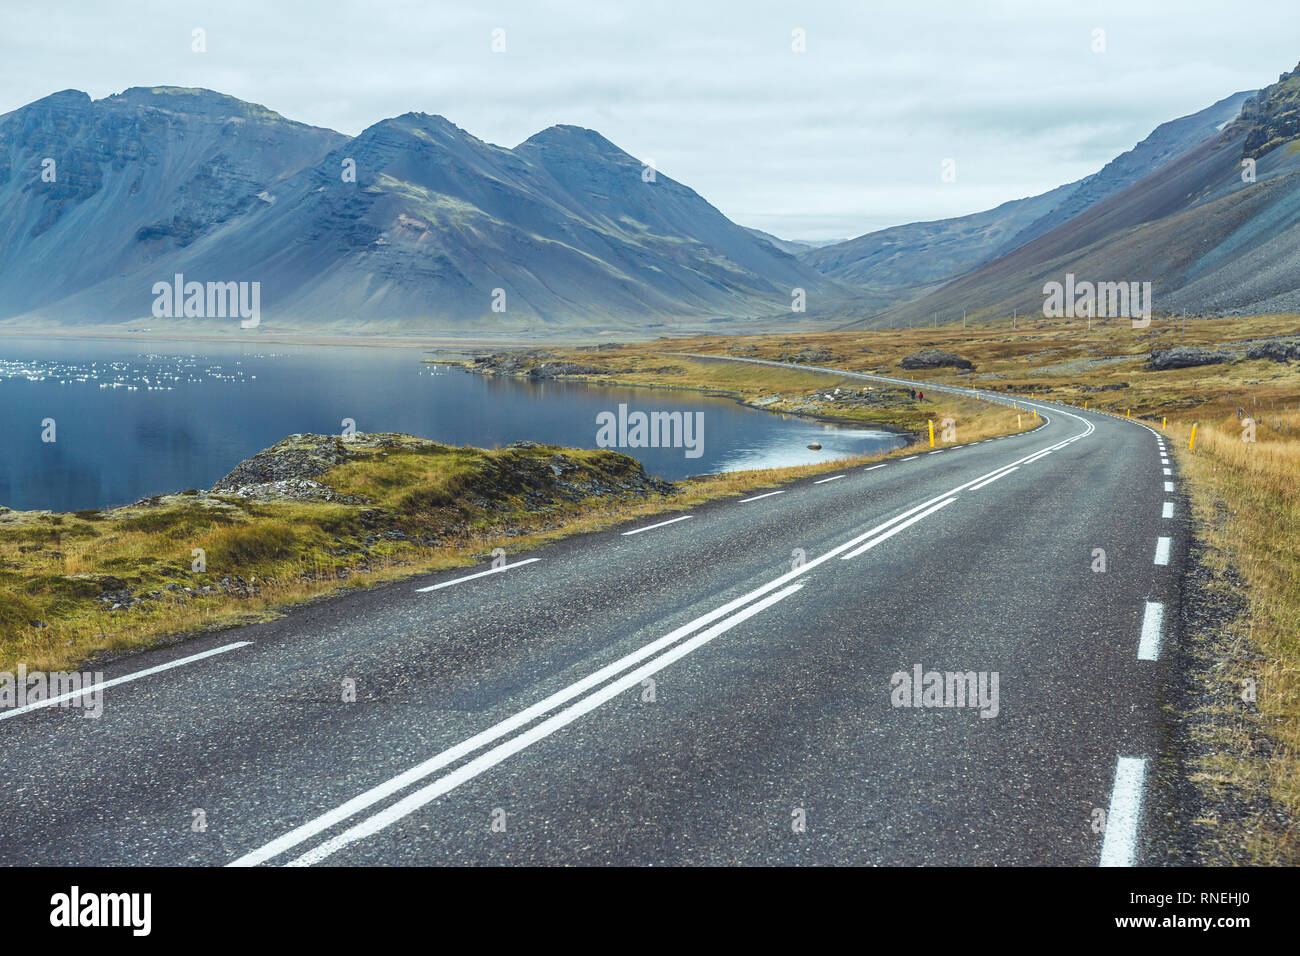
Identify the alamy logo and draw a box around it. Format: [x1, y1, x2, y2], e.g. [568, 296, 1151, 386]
[50, 886, 151, 936]
[151, 273, 261, 328]
[890, 665, 999, 718]
[595, 403, 703, 459]
[1042, 273, 1152, 327]
[0, 665, 103, 718]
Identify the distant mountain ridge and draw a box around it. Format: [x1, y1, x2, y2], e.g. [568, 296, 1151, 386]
[3, 72, 1298, 336]
[850, 62, 1300, 327]
[801, 90, 1255, 307]
[0, 88, 843, 332]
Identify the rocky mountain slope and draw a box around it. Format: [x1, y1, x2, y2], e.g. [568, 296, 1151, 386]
[803, 91, 1254, 309]
[0, 88, 345, 319]
[858, 63, 1300, 326]
[0, 89, 844, 332]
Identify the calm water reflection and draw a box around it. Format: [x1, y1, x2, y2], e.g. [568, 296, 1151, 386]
[0, 337, 904, 512]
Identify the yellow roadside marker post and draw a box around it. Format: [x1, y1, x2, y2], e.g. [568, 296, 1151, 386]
[1189, 424, 1198, 450]
[928, 420, 935, 448]
[1162, 417, 1167, 431]
[1127, 408, 1131, 419]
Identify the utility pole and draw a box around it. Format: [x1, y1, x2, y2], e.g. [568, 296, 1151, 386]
[1013, 306, 1017, 330]
[962, 309, 966, 330]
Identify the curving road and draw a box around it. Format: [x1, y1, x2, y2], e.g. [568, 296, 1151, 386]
[0, 359, 1185, 866]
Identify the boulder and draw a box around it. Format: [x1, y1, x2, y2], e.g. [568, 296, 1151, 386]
[1146, 347, 1234, 371]
[1245, 339, 1300, 363]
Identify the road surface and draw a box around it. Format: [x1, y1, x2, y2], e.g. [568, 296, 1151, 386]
[0, 360, 1184, 866]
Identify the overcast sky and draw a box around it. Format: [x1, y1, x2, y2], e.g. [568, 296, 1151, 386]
[3, 1, 1297, 241]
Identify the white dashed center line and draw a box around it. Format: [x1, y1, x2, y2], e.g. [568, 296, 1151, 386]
[416, 558, 541, 592]
[1154, 537, 1172, 566]
[0, 640, 254, 721]
[739, 490, 785, 503]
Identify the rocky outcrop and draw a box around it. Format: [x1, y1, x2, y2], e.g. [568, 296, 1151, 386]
[1245, 338, 1300, 363]
[527, 361, 609, 379]
[1241, 62, 1300, 159]
[211, 433, 422, 502]
[1147, 347, 1235, 371]
[208, 432, 675, 507]
[469, 351, 607, 378]
[778, 347, 835, 364]
[752, 385, 914, 414]
[898, 349, 974, 371]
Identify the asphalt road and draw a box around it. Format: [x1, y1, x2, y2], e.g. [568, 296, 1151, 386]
[0, 360, 1185, 866]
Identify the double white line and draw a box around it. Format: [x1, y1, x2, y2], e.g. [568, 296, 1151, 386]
[231, 413, 1095, 867]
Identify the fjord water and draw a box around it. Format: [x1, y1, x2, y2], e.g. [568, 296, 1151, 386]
[0, 337, 904, 513]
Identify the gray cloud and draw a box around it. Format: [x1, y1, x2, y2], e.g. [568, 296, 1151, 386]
[2, 0, 1296, 241]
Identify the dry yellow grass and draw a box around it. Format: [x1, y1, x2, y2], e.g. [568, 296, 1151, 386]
[1166, 413, 1300, 860]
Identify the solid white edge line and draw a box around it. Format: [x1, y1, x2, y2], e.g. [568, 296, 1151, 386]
[415, 558, 540, 592]
[1138, 601, 1164, 661]
[1154, 537, 1172, 566]
[284, 582, 807, 866]
[813, 474, 846, 484]
[968, 466, 1019, 491]
[621, 515, 693, 536]
[0, 641, 253, 721]
[739, 490, 786, 503]
[1099, 756, 1147, 866]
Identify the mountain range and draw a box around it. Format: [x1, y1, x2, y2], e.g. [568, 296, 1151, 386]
[1, 65, 1298, 334]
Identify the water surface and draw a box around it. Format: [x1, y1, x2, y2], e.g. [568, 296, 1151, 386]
[0, 337, 904, 512]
